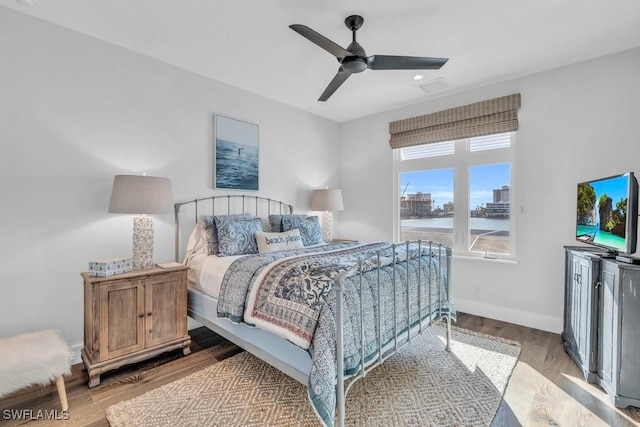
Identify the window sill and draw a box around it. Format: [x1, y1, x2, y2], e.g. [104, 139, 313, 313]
[452, 254, 519, 264]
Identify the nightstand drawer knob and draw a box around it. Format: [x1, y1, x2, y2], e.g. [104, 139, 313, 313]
[147, 312, 152, 316]
[138, 313, 144, 318]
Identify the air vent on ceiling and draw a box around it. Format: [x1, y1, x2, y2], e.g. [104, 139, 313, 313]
[419, 77, 450, 94]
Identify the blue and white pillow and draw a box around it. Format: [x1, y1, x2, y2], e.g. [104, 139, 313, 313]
[281, 215, 324, 246]
[200, 213, 252, 255]
[214, 217, 263, 257]
[268, 214, 308, 232]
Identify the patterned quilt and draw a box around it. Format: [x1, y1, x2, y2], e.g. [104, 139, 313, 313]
[217, 242, 454, 427]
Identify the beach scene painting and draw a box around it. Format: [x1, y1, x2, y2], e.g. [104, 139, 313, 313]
[214, 115, 259, 191]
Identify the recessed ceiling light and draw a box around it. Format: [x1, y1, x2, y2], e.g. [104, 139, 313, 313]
[413, 74, 424, 81]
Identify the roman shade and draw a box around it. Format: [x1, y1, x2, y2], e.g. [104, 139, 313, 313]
[389, 93, 521, 149]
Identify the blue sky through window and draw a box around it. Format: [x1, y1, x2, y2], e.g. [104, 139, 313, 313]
[400, 169, 453, 209]
[470, 163, 510, 208]
[400, 163, 510, 209]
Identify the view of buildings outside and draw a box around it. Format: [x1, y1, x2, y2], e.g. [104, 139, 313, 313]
[400, 163, 510, 254]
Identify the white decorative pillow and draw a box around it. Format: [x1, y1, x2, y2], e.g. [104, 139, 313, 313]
[183, 221, 207, 264]
[255, 229, 304, 253]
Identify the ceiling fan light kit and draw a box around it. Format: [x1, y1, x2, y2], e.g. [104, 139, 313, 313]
[290, 15, 449, 101]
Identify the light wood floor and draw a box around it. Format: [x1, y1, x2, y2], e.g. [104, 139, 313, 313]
[1, 313, 638, 426]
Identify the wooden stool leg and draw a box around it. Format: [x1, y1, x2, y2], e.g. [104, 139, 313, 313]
[55, 376, 69, 412]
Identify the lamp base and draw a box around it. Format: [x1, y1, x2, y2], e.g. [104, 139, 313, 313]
[133, 216, 154, 269]
[320, 211, 333, 242]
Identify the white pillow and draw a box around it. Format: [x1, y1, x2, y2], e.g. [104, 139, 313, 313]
[255, 229, 304, 253]
[184, 221, 207, 265]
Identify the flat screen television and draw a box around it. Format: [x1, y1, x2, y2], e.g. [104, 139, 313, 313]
[576, 172, 638, 256]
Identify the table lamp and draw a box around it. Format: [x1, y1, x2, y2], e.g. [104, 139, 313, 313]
[108, 175, 173, 269]
[311, 188, 344, 242]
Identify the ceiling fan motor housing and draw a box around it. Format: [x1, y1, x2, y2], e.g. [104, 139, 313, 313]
[342, 56, 367, 73]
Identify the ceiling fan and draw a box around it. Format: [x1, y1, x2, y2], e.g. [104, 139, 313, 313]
[289, 15, 449, 102]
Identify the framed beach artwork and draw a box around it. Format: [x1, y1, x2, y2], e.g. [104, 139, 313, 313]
[213, 114, 259, 191]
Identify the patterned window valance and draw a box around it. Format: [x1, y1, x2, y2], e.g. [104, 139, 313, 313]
[389, 93, 521, 149]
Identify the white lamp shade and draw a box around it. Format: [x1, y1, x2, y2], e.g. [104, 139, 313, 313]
[109, 175, 173, 214]
[311, 189, 344, 211]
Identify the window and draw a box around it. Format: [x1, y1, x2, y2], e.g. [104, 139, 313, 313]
[395, 132, 515, 258]
[400, 168, 455, 246]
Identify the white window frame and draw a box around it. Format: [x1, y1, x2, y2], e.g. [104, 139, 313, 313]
[393, 132, 518, 260]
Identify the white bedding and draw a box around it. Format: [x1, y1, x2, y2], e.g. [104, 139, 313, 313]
[186, 253, 245, 298]
[182, 219, 247, 298]
[187, 247, 325, 298]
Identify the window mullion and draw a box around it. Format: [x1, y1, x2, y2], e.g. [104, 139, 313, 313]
[453, 140, 468, 252]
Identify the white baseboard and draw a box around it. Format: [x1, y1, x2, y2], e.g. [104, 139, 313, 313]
[454, 298, 563, 334]
[71, 343, 83, 365]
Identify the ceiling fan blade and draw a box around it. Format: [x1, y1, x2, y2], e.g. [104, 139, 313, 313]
[367, 55, 448, 70]
[318, 69, 351, 102]
[290, 24, 352, 59]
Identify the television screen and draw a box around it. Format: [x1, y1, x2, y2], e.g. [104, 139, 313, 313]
[576, 172, 638, 255]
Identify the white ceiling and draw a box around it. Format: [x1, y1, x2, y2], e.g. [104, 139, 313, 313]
[3, 0, 640, 122]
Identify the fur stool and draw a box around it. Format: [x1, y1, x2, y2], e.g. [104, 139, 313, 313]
[0, 329, 72, 411]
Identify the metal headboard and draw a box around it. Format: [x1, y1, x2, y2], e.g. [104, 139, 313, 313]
[174, 195, 294, 261]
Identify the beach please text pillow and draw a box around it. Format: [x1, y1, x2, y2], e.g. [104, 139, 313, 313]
[255, 229, 304, 253]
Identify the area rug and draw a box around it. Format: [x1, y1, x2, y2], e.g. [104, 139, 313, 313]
[106, 324, 521, 427]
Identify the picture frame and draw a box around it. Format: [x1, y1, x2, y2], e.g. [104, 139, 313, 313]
[213, 114, 259, 191]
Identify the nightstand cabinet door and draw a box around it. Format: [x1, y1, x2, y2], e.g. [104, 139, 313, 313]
[145, 271, 187, 348]
[99, 278, 145, 360]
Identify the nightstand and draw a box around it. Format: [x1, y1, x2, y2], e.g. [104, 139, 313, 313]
[81, 265, 191, 387]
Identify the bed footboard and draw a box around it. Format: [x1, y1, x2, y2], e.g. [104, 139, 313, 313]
[333, 240, 453, 427]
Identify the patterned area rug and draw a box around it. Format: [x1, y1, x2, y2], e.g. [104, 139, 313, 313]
[106, 324, 521, 427]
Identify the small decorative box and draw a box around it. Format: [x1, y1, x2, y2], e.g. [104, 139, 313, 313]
[89, 257, 133, 277]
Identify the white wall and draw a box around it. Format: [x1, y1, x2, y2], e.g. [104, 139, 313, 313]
[337, 47, 640, 333]
[0, 8, 340, 362]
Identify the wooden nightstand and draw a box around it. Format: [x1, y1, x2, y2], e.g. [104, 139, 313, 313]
[81, 265, 191, 387]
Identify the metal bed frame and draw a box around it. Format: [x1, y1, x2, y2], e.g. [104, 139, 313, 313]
[175, 195, 453, 427]
[174, 194, 293, 262]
